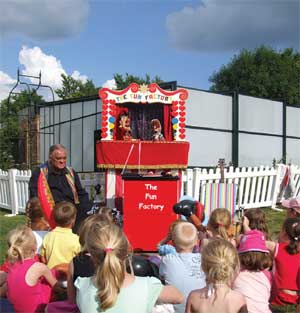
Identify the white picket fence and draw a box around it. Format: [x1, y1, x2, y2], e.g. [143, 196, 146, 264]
[0, 165, 299, 215]
[0, 169, 31, 214]
[181, 164, 300, 211]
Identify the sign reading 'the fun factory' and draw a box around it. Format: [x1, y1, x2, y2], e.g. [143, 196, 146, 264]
[122, 176, 179, 251]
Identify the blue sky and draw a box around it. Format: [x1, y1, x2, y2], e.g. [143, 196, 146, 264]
[0, 0, 299, 101]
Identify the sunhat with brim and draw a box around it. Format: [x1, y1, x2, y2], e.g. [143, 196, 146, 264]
[238, 230, 269, 254]
[281, 197, 300, 214]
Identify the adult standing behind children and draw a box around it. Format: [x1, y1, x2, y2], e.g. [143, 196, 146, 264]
[29, 144, 93, 231]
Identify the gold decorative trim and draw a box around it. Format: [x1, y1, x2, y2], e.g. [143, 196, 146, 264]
[97, 164, 187, 169]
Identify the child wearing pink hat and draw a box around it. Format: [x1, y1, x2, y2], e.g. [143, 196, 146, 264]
[282, 197, 300, 218]
[233, 230, 273, 313]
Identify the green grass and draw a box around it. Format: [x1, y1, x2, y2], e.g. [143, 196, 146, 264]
[0, 207, 297, 312]
[0, 209, 26, 263]
[0, 207, 289, 265]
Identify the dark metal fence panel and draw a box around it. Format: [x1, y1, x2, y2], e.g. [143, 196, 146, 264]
[38, 89, 300, 172]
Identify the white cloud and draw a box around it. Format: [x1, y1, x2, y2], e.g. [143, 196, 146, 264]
[71, 70, 88, 83]
[166, 0, 299, 52]
[0, 46, 90, 101]
[19, 46, 66, 92]
[0, 0, 89, 40]
[102, 79, 117, 90]
[0, 71, 16, 102]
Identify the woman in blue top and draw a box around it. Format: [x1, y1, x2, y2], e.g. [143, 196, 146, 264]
[75, 222, 183, 313]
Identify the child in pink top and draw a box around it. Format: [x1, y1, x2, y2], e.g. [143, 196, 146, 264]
[6, 225, 62, 312]
[241, 208, 269, 238]
[233, 230, 273, 313]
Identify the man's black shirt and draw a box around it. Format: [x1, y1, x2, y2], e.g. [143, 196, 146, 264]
[29, 162, 92, 231]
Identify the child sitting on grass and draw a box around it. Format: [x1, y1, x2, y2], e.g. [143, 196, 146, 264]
[67, 210, 114, 303]
[159, 221, 206, 313]
[157, 220, 185, 256]
[233, 230, 273, 313]
[40, 201, 80, 269]
[75, 222, 184, 313]
[186, 238, 247, 313]
[6, 225, 63, 312]
[267, 217, 300, 308]
[241, 208, 269, 238]
[201, 208, 236, 250]
[26, 197, 50, 255]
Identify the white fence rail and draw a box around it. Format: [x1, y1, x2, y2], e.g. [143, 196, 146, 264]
[181, 164, 300, 211]
[0, 169, 31, 214]
[0, 165, 299, 215]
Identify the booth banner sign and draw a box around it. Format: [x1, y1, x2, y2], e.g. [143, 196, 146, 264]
[99, 83, 188, 104]
[98, 83, 188, 141]
[96, 140, 190, 169]
[123, 178, 179, 251]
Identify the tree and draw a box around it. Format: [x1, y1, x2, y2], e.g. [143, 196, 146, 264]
[114, 73, 164, 90]
[0, 91, 44, 169]
[55, 74, 98, 99]
[209, 46, 300, 105]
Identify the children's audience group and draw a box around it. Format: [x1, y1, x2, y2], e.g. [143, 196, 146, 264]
[0, 196, 299, 313]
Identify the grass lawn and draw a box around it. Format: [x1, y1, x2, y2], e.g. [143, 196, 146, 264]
[1, 207, 286, 264]
[0, 207, 297, 312]
[0, 209, 26, 263]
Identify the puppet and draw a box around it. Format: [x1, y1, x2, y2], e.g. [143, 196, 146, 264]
[151, 119, 165, 141]
[118, 111, 132, 141]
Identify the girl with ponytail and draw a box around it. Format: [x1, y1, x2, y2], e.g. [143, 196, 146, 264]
[267, 217, 300, 307]
[186, 238, 247, 313]
[6, 225, 61, 312]
[201, 208, 236, 251]
[75, 222, 183, 313]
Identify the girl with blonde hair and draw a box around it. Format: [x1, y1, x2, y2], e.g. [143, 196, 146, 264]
[186, 238, 247, 313]
[75, 222, 183, 313]
[25, 197, 50, 254]
[159, 222, 206, 313]
[67, 213, 113, 304]
[6, 225, 61, 312]
[201, 208, 236, 251]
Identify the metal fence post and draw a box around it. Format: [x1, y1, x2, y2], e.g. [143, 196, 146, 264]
[232, 91, 239, 167]
[8, 169, 19, 214]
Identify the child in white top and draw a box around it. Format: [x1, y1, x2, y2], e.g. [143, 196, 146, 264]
[186, 238, 247, 313]
[26, 197, 50, 255]
[159, 222, 206, 313]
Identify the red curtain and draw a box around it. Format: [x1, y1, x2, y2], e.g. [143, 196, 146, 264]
[163, 104, 172, 141]
[111, 104, 172, 141]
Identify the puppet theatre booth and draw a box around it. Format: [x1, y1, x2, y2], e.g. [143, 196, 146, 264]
[96, 83, 190, 251]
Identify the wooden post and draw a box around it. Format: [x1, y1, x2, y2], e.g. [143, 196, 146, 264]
[8, 169, 18, 215]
